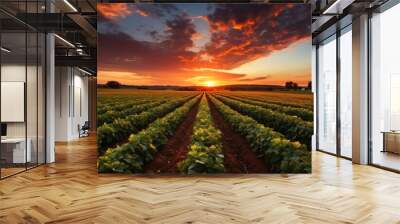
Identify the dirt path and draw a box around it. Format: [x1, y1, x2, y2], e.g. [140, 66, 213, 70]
[206, 95, 268, 173]
[144, 102, 200, 174]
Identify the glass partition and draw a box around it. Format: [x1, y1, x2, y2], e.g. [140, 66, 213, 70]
[370, 4, 400, 171]
[1, 31, 28, 177]
[27, 30, 38, 169]
[317, 35, 337, 154]
[339, 26, 352, 158]
[38, 32, 45, 165]
[0, 1, 46, 179]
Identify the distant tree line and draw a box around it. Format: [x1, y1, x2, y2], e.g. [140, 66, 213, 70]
[285, 81, 312, 90]
[105, 81, 122, 89]
[103, 80, 312, 91]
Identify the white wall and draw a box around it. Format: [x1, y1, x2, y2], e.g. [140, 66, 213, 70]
[72, 72, 89, 138]
[1, 63, 46, 164]
[1, 65, 26, 138]
[54, 67, 89, 141]
[55, 67, 70, 141]
[0, 65, 42, 138]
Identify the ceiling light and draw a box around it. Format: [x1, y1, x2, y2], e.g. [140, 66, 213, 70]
[63, 0, 78, 12]
[78, 67, 93, 76]
[54, 34, 75, 48]
[322, 0, 355, 15]
[323, 0, 342, 14]
[76, 48, 85, 55]
[1, 47, 11, 53]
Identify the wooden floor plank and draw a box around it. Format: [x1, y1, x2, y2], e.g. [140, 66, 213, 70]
[0, 136, 399, 223]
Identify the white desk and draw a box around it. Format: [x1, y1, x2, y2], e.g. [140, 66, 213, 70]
[1, 138, 31, 163]
[382, 131, 400, 154]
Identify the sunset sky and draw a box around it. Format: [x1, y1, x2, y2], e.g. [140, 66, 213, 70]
[98, 3, 311, 87]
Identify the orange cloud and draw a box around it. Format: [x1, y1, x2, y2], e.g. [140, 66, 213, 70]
[97, 4, 132, 19]
[191, 32, 202, 41]
[231, 18, 255, 30]
[212, 22, 229, 31]
[136, 8, 149, 17]
[98, 4, 150, 20]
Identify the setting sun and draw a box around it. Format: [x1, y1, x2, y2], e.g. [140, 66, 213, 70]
[204, 80, 216, 87]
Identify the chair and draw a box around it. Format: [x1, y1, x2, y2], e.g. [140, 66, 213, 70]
[79, 121, 90, 138]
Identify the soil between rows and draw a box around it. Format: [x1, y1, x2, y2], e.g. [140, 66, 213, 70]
[206, 94, 268, 173]
[143, 100, 200, 174]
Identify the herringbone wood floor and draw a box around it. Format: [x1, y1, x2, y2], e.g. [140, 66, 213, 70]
[1, 136, 400, 224]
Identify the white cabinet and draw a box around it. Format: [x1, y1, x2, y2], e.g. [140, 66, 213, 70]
[1, 138, 32, 163]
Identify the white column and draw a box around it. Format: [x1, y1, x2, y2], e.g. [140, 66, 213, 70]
[46, 32, 55, 163]
[312, 45, 317, 151]
[352, 14, 369, 164]
[55, 67, 73, 141]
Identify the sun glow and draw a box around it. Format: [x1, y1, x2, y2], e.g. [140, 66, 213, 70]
[204, 80, 216, 87]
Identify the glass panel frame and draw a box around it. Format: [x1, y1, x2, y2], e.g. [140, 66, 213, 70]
[317, 34, 337, 155]
[369, 3, 400, 172]
[315, 23, 353, 160]
[339, 25, 353, 159]
[0, 0, 47, 179]
[0, 13, 28, 178]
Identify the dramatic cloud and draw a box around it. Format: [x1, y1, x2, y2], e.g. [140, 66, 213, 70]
[164, 14, 197, 52]
[190, 4, 311, 70]
[98, 3, 311, 86]
[98, 13, 197, 73]
[136, 4, 178, 17]
[98, 4, 178, 21]
[97, 4, 133, 19]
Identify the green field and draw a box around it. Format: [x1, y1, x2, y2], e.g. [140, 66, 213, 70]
[97, 89, 313, 174]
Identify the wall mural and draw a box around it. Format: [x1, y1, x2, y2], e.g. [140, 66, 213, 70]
[97, 3, 313, 174]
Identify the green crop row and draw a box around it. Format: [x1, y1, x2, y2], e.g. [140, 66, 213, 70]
[97, 93, 196, 115]
[178, 96, 224, 174]
[97, 100, 168, 126]
[209, 95, 311, 173]
[97, 94, 142, 107]
[97, 95, 197, 155]
[213, 95, 313, 148]
[237, 95, 313, 111]
[219, 94, 313, 122]
[97, 98, 155, 115]
[98, 96, 201, 173]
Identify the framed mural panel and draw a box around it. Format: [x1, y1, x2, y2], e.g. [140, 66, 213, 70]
[97, 3, 312, 174]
